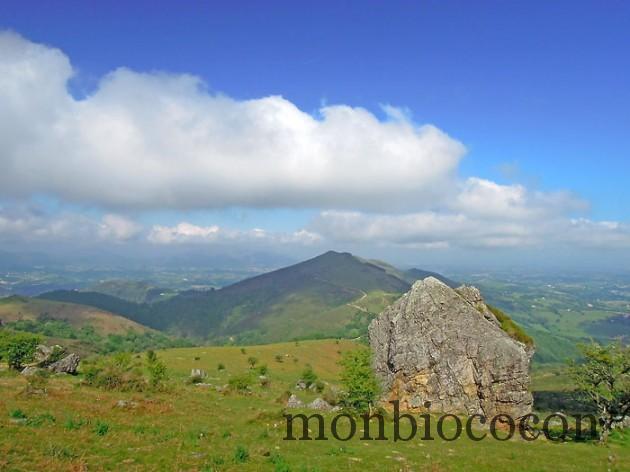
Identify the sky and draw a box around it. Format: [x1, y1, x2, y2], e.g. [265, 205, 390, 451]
[0, 1, 629, 270]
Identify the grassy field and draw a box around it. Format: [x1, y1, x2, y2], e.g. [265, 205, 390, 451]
[0, 340, 627, 471]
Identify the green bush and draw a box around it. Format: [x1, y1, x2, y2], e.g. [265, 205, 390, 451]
[82, 352, 146, 392]
[228, 373, 253, 393]
[145, 350, 168, 389]
[301, 364, 318, 387]
[339, 347, 380, 410]
[0, 330, 41, 370]
[93, 420, 110, 436]
[233, 445, 249, 463]
[9, 409, 27, 419]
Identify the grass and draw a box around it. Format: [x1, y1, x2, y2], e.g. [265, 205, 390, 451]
[487, 305, 535, 346]
[0, 339, 627, 471]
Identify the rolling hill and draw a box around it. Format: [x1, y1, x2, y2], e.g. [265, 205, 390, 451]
[0, 295, 152, 335]
[39, 251, 456, 343]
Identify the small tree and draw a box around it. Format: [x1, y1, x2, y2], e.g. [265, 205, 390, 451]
[339, 347, 381, 411]
[247, 356, 258, 368]
[568, 341, 630, 442]
[145, 350, 168, 389]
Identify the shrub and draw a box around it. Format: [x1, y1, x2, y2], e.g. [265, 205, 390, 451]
[145, 350, 168, 389]
[188, 374, 204, 385]
[228, 374, 253, 393]
[274, 354, 284, 363]
[314, 380, 325, 393]
[301, 364, 318, 387]
[256, 364, 268, 376]
[339, 347, 380, 410]
[240, 348, 246, 355]
[26, 413, 56, 427]
[217, 362, 226, 371]
[0, 330, 41, 370]
[9, 409, 27, 419]
[93, 420, 110, 436]
[64, 417, 86, 431]
[269, 453, 291, 472]
[82, 352, 146, 392]
[247, 356, 258, 368]
[233, 445, 249, 463]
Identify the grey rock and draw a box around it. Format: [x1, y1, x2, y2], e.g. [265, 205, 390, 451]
[308, 397, 333, 411]
[48, 353, 80, 374]
[115, 400, 139, 409]
[286, 394, 303, 408]
[21, 366, 42, 376]
[34, 344, 66, 367]
[190, 369, 207, 379]
[295, 380, 307, 390]
[369, 277, 534, 419]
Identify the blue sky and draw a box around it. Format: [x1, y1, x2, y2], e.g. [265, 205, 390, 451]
[0, 1, 629, 268]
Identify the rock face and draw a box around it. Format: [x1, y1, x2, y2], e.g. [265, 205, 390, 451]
[369, 277, 534, 419]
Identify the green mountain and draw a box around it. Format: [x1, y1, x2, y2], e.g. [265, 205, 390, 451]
[39, 251, 455, 343]
[86, 280, 177, 304]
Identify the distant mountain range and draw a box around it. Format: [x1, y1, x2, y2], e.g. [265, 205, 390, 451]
[38, 251, 457, 343]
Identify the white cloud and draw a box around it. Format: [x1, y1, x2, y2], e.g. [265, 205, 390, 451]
[453, 178, 587, 220]
[310, 209, 630, 249]
[0, 32, 627, 256]
[0, 32, 464, 211]
[97, 214, 142, 241]
[147, 222, 321, 246]
[0, 206, 140, 243]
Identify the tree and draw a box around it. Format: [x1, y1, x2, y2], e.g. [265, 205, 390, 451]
[339, 347, 381, 411]
[568, 341, 630, 442]
[145, 350, 168, 389]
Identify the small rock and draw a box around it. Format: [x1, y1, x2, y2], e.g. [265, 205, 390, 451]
[115, 400, 139, 409]
[295, 380, 307, 390]
[286, 394, 303, 408]
[191, 369, 207, 379]
[308, 397, 333, 411]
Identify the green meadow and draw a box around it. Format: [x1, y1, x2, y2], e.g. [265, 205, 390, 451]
[0, 340, 627, 471]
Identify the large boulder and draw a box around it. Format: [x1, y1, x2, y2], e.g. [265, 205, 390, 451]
[48, 353, 80, 374]
[34, 344, 66, 367]
[369, 277, 534, 419]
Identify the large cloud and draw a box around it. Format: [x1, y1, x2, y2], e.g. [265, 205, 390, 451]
[308, 178, 630, 249]
[0, 205, 141, 243]
[1, 32, 627, 255]
[0, 32, 464, 211]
